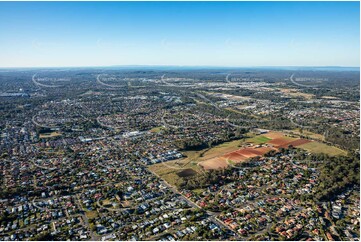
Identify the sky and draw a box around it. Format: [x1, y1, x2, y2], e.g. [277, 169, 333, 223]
[0, 1, 359, 67]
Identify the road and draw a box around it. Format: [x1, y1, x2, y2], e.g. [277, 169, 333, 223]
[75, 194, 99, 241]
[148, 169, 241, 239]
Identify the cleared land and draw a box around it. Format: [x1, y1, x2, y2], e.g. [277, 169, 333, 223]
[150, 130, 347, 186]
[149, 138, 250, 186]
[278, 88, 315, 99]
[297, 141, 347, 156]
[199, 146, 274, 170]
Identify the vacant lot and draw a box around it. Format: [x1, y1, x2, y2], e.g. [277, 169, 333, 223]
[200, 146, 274, 170]
[149, 137, 251, 186]
[198, 157, 229, 170]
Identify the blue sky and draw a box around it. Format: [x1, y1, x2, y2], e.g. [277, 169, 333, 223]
[0, 1, 359, 67]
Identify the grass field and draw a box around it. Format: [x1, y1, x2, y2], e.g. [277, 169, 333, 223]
[297, 141, 347, 156]
[246, 135, 272, 144]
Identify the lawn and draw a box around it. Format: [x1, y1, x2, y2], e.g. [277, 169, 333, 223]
[297, 141, 347, 156]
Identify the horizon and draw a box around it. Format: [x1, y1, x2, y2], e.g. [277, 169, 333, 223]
[0, 1, 360, 67]
[0, 65, 359, 70]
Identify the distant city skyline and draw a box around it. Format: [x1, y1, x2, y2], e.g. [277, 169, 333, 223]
[0, 1, 359, 67]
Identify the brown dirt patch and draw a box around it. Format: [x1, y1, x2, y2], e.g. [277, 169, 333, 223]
[201, 146, 275, 170]
[279, 139, 312, 148]
[235, 149, 260, 157]
[199, 157, 228, 170]
[268, 137, 294, 147]
[245, 147, 273, 155]
[223, 153, 247, 162]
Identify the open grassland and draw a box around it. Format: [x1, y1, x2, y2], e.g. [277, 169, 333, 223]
[297, 141, 347, 156]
